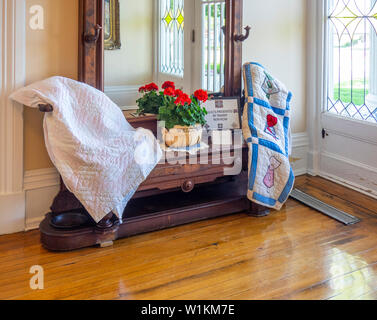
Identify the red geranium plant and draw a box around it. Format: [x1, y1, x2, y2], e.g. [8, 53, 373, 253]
[136, 82, 162, 115]
[137, 81, 208, 130]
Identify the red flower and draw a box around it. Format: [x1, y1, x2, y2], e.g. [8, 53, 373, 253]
[174, 89, 183, 97]
[175, 93, 192, 106]
[138, 86, 146, 93]
[174, 96, 183, 105]
[163, 87, 175, 97]
[194, 89, 208, 103]
[145, 83, 159, 92]
[267, 115, 278, 127]
[162, 81, 175, 90]
[183, 95, 192, 105]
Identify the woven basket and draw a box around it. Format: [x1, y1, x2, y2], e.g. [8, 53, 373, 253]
[162, 125, 203, 148]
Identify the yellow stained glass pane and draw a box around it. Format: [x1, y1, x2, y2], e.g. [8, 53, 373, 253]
[176, 9, 184, 30]
[163, 10, 173, 26]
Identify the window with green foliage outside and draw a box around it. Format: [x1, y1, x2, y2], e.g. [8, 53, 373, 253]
[327, 0, 377, 123]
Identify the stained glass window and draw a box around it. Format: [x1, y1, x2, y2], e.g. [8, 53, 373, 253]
[327, 0, 377, 123]
[160, 0, 184, 77]
[202, 0, 226, 93]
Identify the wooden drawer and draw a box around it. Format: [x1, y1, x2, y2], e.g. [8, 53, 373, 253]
[138, 147, 247, 193]
[139, 163, 233, 192]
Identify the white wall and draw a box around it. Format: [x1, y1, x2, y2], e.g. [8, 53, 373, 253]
[243, 0, 307, 133]
[104, 0, 154, 86]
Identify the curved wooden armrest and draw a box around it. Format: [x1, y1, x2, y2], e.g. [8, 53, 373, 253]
[38, 104, 53, 112]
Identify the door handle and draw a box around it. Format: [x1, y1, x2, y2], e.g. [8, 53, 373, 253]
[234, 26, 251, 42]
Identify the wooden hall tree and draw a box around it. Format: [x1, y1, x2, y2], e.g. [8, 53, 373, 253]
[38, 0, 265, 251]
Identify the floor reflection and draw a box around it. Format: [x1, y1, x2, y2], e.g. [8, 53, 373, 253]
[328, 248, 374, 300]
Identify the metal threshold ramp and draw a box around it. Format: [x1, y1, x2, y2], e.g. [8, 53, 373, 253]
[290, 189, 361, 226]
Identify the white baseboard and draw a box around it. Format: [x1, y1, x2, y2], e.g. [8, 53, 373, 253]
[24, 168, 60, 190]
[320, 151, 377, 199]
[307, 150, 320, 176]
[319, 173, 377, 200]
[24, 168, 60, 232]
[0, 192, 26, 235]
[291, 132, 309, 176]
[25, 216, 45, 231]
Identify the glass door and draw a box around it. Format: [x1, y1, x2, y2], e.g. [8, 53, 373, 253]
[320, 0, 377, 195]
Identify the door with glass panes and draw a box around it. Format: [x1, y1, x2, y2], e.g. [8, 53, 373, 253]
[321, 0, 377, 195]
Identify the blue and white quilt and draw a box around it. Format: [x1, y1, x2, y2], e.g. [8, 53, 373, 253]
[242, 62, 295, 210]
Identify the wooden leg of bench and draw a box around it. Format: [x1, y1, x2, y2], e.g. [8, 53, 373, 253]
[95, 213, 118, 248]
[96, 212, 115, 229]
[247, 201, 271, 217]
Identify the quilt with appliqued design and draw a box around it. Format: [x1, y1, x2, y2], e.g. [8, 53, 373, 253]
[242, 62, 295, 210]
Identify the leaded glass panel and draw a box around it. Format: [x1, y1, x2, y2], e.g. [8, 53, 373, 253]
[327, 0, 377, 123]
[202, 0, 226, 93]
[160, 0, 184, 77]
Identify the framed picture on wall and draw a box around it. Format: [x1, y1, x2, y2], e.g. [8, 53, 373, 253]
[104, 0, 121, 50]
[203, 97, 241, 131]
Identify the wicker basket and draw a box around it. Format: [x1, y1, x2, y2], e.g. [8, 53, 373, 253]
[162, 125, 203, 148]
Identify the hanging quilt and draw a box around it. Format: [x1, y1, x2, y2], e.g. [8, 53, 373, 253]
[242, 62, 295, 210]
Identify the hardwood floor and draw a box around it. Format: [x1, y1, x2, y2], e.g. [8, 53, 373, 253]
[1, 175, 377, 300]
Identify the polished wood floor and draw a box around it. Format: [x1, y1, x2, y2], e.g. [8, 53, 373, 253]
[1, 175, 377, 300]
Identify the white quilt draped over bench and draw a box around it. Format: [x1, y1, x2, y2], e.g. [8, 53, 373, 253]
[11, 76, 162, 223]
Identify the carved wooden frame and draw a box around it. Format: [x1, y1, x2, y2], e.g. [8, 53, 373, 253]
[225, 0, 243, 96]
[78, 0, 246, 96]
[78, 0, 104, 90]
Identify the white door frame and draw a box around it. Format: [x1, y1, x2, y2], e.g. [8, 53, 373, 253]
[307, 0, 377, 198]
[154, 0, 194, 92]
[306, 0, 325, 177]
[0, 0, 26, 234]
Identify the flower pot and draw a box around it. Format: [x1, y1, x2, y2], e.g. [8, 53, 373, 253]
[162, 125, 203, 148]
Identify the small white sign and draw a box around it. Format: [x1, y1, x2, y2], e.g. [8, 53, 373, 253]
[203, 98, 241, 131]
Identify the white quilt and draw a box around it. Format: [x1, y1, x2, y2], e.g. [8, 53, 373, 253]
[11, 77, 162, 223]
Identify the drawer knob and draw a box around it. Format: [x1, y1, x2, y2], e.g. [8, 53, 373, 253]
[182, 180, 195, 193]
